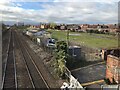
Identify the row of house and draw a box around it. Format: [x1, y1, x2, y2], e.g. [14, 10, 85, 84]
[29, 24, 119, 33]
[29, 24, 50, 29]
[59, 24, 119, 33]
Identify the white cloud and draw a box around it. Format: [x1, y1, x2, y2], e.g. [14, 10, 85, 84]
[0, 1, 118, 24]
[53, 0, 120, 2]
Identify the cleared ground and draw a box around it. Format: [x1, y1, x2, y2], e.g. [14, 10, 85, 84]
[49, 30, 118, 49]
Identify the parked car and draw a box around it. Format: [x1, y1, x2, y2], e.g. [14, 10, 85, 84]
[46, 38, 56, 47]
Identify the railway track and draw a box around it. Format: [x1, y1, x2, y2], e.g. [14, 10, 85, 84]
[2, 30, 11, 78]
[1, 30, 17, 89]
[21, 32, 59, 88]
[14, 31, 50, 89]
[13, 30, 35, 88]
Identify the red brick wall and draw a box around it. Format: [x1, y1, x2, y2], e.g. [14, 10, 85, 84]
[106, 55, 114, 83]
[106, 55, 120, 83]
[118, 75, 120, 83]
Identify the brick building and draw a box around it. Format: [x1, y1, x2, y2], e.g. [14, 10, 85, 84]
[60, 25, 67, 30]
[80, 24, 89, 31]
[67, 24, 81, 31]
[106, 54, 120, 84]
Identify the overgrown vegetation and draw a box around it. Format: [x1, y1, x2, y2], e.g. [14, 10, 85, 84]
[104, 78, 117, 85]
[2, 23, 7, 30]
[2, 23, 10, 35]
[53, 41, 68, 78]
[49, 22, 57, 29]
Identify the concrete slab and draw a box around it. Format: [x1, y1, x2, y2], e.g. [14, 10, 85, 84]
[71, 63, 106, 84]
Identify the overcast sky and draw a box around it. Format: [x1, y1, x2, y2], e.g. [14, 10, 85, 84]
[0, 0, 119, 25]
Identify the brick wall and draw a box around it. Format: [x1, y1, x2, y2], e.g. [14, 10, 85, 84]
[106, 55, 120, 84]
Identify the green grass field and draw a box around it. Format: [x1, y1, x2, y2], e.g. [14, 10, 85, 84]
[48, 30, 118, 49]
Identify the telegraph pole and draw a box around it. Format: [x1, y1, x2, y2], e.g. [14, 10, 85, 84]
[67, 29, 69, 47]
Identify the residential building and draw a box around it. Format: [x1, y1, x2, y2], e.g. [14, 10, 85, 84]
[60, 25, 67, 30]
[80, 24, 89, 31]
[67, 24, 81, 31]
[107, 24, 118, 33]
[40, 24, 45, 29]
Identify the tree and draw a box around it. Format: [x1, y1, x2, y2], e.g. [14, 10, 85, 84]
[49, 22, 57, 29]
[2, 23, 7, 30]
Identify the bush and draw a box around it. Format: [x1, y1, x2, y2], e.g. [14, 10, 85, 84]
[104, 78, 111, 84]
[53, 41, 67, 78]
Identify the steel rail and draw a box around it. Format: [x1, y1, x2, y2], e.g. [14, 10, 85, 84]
[1, 30, 17, 89]
[14, 31, 35, 88]
[17, 31, 50, 89]
[1, 30, 11, 89]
